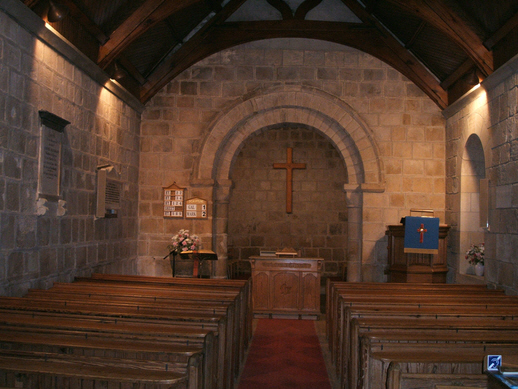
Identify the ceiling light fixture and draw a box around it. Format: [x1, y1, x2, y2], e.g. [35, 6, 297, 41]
[47, 1, 69, 23]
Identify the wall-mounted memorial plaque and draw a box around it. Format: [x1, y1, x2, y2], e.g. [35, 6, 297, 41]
[163, 182, 185, 218]
[185, 197, 208, 219]
[37, 111, 70, 200]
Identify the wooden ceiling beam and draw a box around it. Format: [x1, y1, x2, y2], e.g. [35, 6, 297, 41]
[440, 58, 474, 90]
[57, 0, 108, 44]
[117, 56, 147, 85]
[340, 0, 448, 108]
[140, 20, 371, 102]
[294, 0, 323, 20]
[140, 0, 249, 102]
[23, 0, 40, 8]
[485, 11, 518, 50]
[405, 20, 426, 49]
[97, 0, 206, 69]
[205, 0, 223, 12]
[266, 0, 294, 19]
[383, 0, 493, 77]
[141, 20, 448, 108]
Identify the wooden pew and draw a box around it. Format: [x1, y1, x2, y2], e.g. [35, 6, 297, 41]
[0, 308, 218, 389]
[335, 295, 518, 384]
[349, 316, 518, 389]
[87, 273, 253, 365]
[0, 275, 251, 389]
[75, 274, 252, 373]
[88, 273, 252, 335]
[387, 369, 487, 389]
[340, 304, 518, 388]
[325, 280, 494, 341]
[87, 273, 253, 355]
[326, 280, 504, 359]
[353, 325, 518, 389]
[325, 282, 518, 389]
[0, 295, 226, 389]
[326, 281, 513, 358]
[360, 334, 518, 389]
[326, 281, 501, 337]
[0, 326, 204, 383]
[24, 282, 239, 389]
[0, 349, 189, 389]
[14, 297, 236, 389]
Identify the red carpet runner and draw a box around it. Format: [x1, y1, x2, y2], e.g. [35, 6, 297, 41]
[237, 319, 332, 389]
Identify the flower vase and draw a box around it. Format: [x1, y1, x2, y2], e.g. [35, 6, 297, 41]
[475, 263, 484, 277]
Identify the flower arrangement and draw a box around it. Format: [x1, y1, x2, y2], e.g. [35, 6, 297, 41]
[168, 229, 200, 256]
[465, 243, 484, 266]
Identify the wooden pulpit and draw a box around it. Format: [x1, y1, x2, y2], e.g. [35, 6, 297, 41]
[386, 223, 450, 283]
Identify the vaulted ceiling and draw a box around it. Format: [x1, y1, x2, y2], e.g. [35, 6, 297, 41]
[21, 0, 518, 108]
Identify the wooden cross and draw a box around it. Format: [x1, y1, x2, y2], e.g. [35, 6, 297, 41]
[273, 147, 306, 213]
[417, 223, 427, 243]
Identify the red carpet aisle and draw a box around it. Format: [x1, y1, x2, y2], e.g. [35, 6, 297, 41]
[237, 319, 332, 389]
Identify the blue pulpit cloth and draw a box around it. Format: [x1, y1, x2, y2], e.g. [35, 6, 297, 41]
[403, 216, 440, 254]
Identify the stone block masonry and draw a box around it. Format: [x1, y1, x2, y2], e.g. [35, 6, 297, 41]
[0, 9, 141, 296]
[139, 39, 446, 282]
[228, 126, 348, 276]
[444, 55, 518, 294]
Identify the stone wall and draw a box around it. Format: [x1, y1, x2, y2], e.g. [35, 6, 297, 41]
[0, 8, 141, 296]
[228, 125, 348, 276]
[140, 39, 445, 282]
[444, 57, 518, 294]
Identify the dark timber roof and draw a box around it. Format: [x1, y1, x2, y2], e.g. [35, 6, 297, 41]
[19, 0, 518, 108]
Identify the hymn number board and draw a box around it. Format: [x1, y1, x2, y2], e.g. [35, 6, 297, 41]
[185, 197, 208, 219]
[163, 183, 185, 218]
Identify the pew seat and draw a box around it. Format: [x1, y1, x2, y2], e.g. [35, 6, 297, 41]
[0, 349, 189, 389]
[0, 275, 252, 389]
[325, 280, 518, 389]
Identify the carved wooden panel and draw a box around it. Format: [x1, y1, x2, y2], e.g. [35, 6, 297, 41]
[250, 257, 322, 317]
[271, 271, 299, 311]
[252, 271, 270, 310]
[301, 272, 319, 312]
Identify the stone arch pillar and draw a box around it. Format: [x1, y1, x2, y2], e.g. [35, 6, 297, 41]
[193, 86, 384, 280]
[343, 184, 363, 281]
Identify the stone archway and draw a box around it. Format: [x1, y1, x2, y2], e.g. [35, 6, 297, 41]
[193, 85, 384, 281]
[457, 132, 488, 278]
[451, 112, 490, 280]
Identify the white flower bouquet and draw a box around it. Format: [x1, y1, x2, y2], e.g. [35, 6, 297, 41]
[465, 243, 484, 266]
[168, 229, 200, 256]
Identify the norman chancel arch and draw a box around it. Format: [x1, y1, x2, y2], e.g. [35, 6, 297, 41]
[193, 86, 385, 281]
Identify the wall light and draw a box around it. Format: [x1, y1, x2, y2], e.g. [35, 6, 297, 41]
[47, 1, 69, 23]
[111, 62, 126, 81]
[464, 68, 480, 87]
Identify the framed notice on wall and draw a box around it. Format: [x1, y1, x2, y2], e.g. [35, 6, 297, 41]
[185, 197, 208, 219]
[37, 111, 70, 200]
[163, 182, 185, 218]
